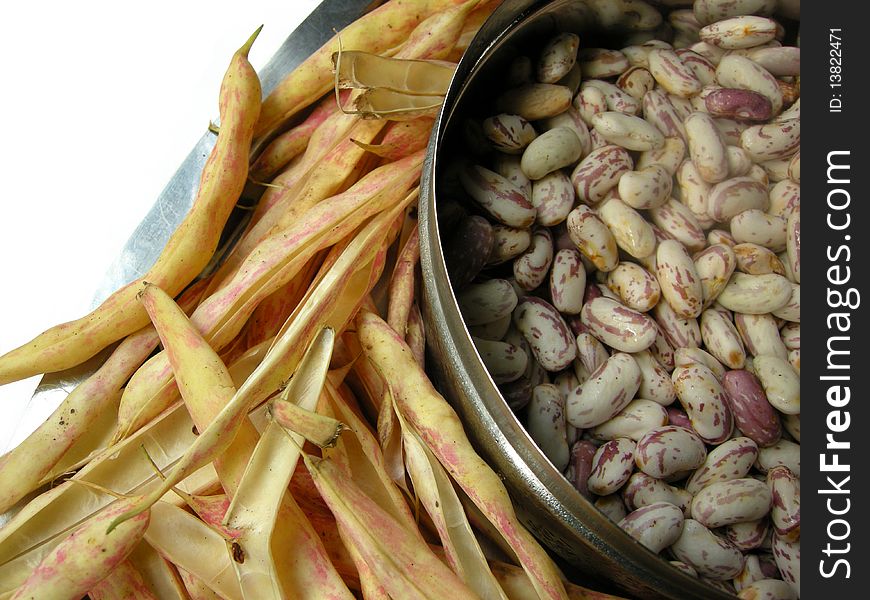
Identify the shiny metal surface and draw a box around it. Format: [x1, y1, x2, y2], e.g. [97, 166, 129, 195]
[419, 2, 735, 598]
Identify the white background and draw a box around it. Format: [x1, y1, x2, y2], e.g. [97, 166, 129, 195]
[0, 0, 321, 449]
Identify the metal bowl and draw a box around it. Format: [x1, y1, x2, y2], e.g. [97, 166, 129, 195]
[419, 1, 739, 598]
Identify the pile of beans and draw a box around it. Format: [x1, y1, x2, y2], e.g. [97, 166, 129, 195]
[437, 0, 800, 598]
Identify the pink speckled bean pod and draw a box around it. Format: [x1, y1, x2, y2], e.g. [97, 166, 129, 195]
[635, 425, 707, 479]
[588, 438, 637, 495]
[566, 352, 641, 429]
[672, 363, 734, 444]
[670, 519, 746, 581]
[618, 501, 685, 553]
[691, 478, 772, 528]
[459, 164, 536, 228]
[513, 296, 577, 372]
[513, 226, 554, 291]
[581, 297, 658, 353]
[570, 144, 634, 204]
[721, 369, 782, 447]
[589, 399, 669, 442]
[767, 465, 800, 543]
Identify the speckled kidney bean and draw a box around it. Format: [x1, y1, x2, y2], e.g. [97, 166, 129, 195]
[588, 438, 637, 495]
[674, 347, 727, 380]
[616, 66, 656, 101]
[590, 111, 665, 152]
[597, 196, 657, 260]
[565, 439, 598, 499]
[748, 45, 801, 78]
[737, 578, 797, 600]
[721, 369, 782, 447]
[538, 107, 592, 155]
[482, 113, 538, 154]
[595, 494, 628, 523]
[547, 248, 586, 315]
[571, 144, 633, 204]
[676, 49, 718, 85]
[672, 363, 734, 444]
[699, 15, 777, 49]
[607, 262, 662, 313]
[740, 119, 800, 162]
[512, 226, 553, 291]
[785, 211, 800, 284]
[780, 322, 799, 351]
[574, 332, 609, 375]
[700, 308, 745, 368]
[487, 224, 531, 266]
[707, 228, 736, 247]
[649, 198, 708, 253]
[468, 313, 512, 341]
[456, 279, 518, 326]
[513, 296, 576, 372]
[771, 534, 800, 597]
[716, 273, 792, 314]
[637, 136, 686, 174]
[656, 239, 705, 319]
[526, 384, 570, 471]
[752, 356, 800, 415]
[692, 0, 777, 26]
[675, 158, 714, 227]
[460, 164, 536, 228]
[787, 149, 800, 183]
[635, 425, 707, 480]
[590, 399, 670, 442]
[726, 146, 753, 177]
[685, 112, 730, 184]
[646, 48, 701, 97]
[642, 89, 688, 141]
[724, 519, 771, 552]
[767, 180, 800, 221]
[566, 352, 641, 428]
[574, 84, 608, 125]
[671, 519, 746, 580]
[632, 350, 677, 405]
[733, 554, 779, 593]
[496, 83, 574, 121]
[687, 40, 727, 63]
[693, 243, 737, 308]
[619, 501, 685, 553]
[521, 127, 584, 181]
[566, 204, 619, 272]
[771, 281, 798, 322]
[767, 466, 800, 543]
[732, 208, 787, 251]
[734, 313, 789, 360]
[527, 170, 573, 226]
[582, 79, 642, 115]
[734, 243, 787, 276]
[536, 32, 580, 84]
[498, 376, 532, 411]
[618, 165, 673, 211]
[472, 337, 529, 384]
[707, 176, 769, 222]
[443, 215, 493, 288]
[704, 88, 773, 122]
[581, 296, 658, 353]
[653, 300, 702, 350]
[755, 439, 801, 478]
[691, 478, 772, 528]
[622, 471, 692, 516]
[716, 54, 783, 115]
[686, 436, 759, 494]
[578, 47, 630, 78]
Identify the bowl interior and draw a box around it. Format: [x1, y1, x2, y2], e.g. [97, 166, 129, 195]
[419, 1, 738, 598]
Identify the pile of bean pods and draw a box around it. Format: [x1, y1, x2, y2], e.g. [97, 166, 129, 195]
[438, 0, 800, 597]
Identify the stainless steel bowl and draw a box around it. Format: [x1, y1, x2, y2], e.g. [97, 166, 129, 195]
[420, 1, 739, 598]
